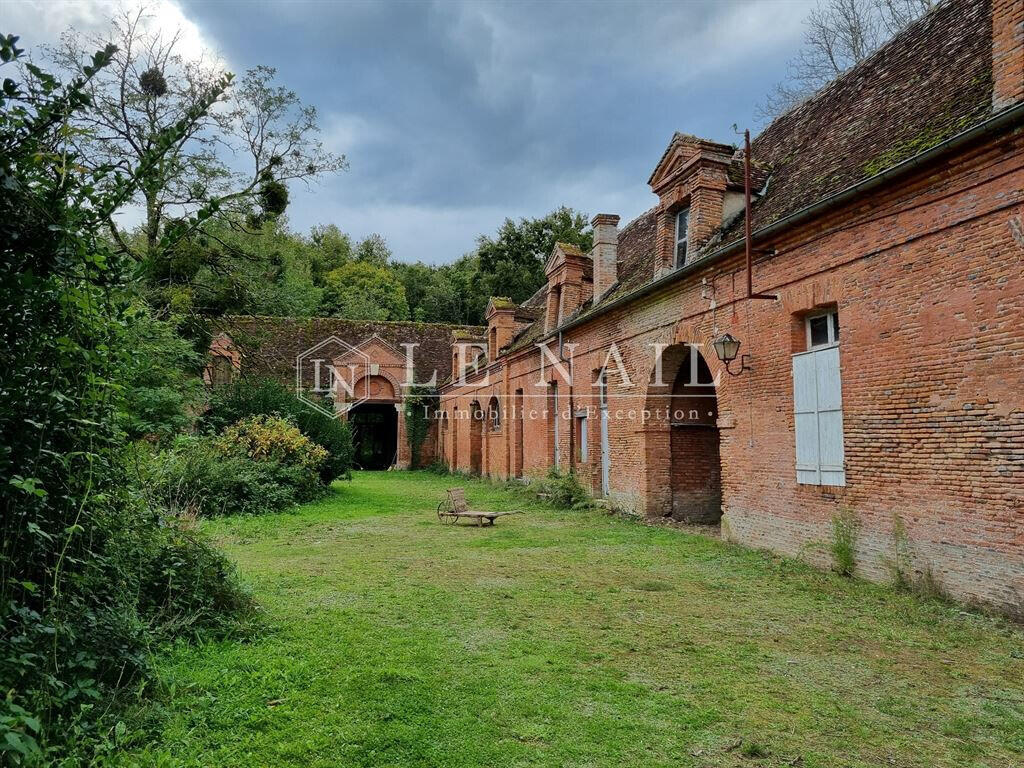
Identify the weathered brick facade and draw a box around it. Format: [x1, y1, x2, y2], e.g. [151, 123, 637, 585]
[209, 317, 483, 469]
[438, 0, 1024, 615]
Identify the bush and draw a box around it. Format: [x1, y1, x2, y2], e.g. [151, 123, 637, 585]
[129, 512, 256, 638]
[830, 509, 859, 577]
[204, 377, 353, 484]
[536, 468, 593, 509]
[216, 414, 326, 496]
[144, 416, 329, 518]
[144, 440, 317, 520]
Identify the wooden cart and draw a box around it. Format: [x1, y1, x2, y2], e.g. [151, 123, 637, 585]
[436, 487, 521, 526]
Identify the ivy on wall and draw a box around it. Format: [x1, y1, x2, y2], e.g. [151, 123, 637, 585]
[403, 386, 438, 468]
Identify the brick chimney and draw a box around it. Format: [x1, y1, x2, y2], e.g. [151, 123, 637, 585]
[993, 0, 1024, 110]
[591, 213, 620, 303]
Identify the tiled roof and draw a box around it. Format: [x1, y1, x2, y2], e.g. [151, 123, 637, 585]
[553, 242, 584, 257]
[539, 0, 995, 336]
[715, 0, 993, 246]
[215, 316, 484, 386]
[481, 0, 999, 362]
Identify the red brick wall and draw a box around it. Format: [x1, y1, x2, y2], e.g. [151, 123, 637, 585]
[440, 125, 1024, 615]
[670, 426, 722, 523]
[993, 0, 1024, 109]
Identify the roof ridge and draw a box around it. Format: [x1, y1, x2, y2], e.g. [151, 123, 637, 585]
[221, 314, 485, 330]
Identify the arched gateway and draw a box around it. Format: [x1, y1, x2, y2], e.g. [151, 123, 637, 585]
[643, 343, 723, 524]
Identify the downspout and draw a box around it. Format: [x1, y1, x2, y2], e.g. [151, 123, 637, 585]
[558, 329, 575, 473]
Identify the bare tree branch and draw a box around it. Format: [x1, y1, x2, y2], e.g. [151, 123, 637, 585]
[754, 0, 934, 123]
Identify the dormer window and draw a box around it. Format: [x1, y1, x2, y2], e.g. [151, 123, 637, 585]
[675, 208, 689, 266]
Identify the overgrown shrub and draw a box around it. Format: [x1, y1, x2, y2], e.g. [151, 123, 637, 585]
[216, 414, 326, 498]
[0, 41, 246, 762]
[144, 442, 299, 519]
[203, 377, 353, 484]
[830, 509, 859, 577]
[128, 511, 256, 638]
[536, 468, 593, 509]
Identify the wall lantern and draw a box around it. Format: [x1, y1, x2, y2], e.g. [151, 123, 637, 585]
[713, 333, 751, 376]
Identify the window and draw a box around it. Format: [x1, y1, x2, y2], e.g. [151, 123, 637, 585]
[489, 326, 497, 359]
[575, 412, 588, 462]
[488, 396, 501, 431]
[675, 208, 689, 266]
[792, 309, 845, 486]
[806, 309, 839, 349]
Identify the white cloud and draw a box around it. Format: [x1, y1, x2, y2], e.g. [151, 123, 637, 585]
[5, 0, 223, 66]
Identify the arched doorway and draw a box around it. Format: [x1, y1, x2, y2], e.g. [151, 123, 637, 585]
[349, 403, 398, 469]
[348, 374, 400, 470]
[468, 400, 483, 475]
[645, 343, 722, 523]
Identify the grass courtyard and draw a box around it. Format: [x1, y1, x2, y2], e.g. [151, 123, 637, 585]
[118, 472, 1023, 767]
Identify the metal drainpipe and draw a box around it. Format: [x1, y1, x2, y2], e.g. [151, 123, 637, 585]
[558, 329, 575, 473]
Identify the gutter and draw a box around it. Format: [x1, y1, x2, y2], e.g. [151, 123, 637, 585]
[553, 101, 1024, 336]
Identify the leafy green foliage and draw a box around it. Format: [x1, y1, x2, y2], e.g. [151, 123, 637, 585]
[0, 36, 250, 762]
[140, 438, 310, 518]
[535, 467, 593, 509]
[477, 206, 593, 305]
[403, 387, 438, 468]
[117, 307, 207, 441]
[319, 260, 410, 321]
[143, 416, 329, 519]
[203, 377, 353, 484]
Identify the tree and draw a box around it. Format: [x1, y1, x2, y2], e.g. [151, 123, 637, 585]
[319, 261, 410, 321]
[756, 0, 934, 121]
[476, 206, 592, 305]
[39, 8, 346, 283]
[309, 223, 354, 285]
[0, 32, 240, 757]
[353, 232, 392, 267]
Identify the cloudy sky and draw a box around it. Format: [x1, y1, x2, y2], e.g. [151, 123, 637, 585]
[6, 0, 814, 264]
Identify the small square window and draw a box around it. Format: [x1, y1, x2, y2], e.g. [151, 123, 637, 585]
[809, 315, 830, 347]
[806, 309, 839, 349]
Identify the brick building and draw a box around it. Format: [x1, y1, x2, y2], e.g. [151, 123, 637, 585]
[208, 317, 482, 470]
[437, 0, 1024, 614]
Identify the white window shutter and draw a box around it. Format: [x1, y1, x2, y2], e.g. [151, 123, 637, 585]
[792, 346, 846, 486]
[792, 352, 821, 484]
[815, 346, 846, 486]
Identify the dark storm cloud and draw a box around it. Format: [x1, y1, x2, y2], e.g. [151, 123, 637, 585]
[111, 0, 819, 261]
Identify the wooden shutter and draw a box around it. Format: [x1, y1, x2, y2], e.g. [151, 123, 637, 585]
[792, 346, 846, 486]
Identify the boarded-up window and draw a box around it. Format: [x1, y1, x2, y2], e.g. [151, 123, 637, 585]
[793, 310, 845, 486]
[211, 355, 234, 387]
[575, 412, 588, 463]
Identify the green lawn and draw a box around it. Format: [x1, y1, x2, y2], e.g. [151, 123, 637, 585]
[117, 471, 1023, 767]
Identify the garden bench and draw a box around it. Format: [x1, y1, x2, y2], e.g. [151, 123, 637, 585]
[436, 487, 521, 526]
